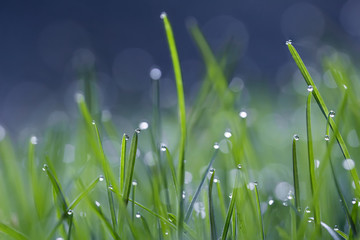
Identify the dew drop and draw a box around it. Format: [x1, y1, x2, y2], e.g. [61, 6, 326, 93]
[237, 164, 242, 169]
[165, 232, 169, 236]
[209, 168, 215, 174]
[213, 178, 219, 183]
[239, 111, 247, 119]
[324, 135, 330, 141]
[229, 193, 233, 199]
[282, 201, 288, 206]
[135, 212, 141, 218]
[139, 122, 149, 130]
[132, 180, 137, 186]
[343, 159, 355, 170]
[308, 217, 314, 223]
[160, 144, 167, 152]
[334, 225, 339, 231]
[352, 198, 357, 205]
[329, 110, 336, 118]
[160, 12, 167, 19]
[108, 185, 113, 190]
[268, 199, 274, 205]
[99, 176, 104, 182]
[135, 128, 141, 134]
[307, 85, 314, 92]
[91, 120, 96, 125]
[293, 134, 299, 141]
[74, 92, 84, 103]
[42, 164, 48, 172]
[67, 210, 73, 216]
[213, 142, 219, 149]
[224, 130, 232, 138]
[125, 134, 130, 141]
[305, 206, 311, 213]
[247, 182, 256, 190]
[287, 191, 294, 200]
[343, 85, 347, 90]
[182, 191, 186, 199]
[285, 40, 292, 45]
[150, 68, 162, 80]
[30, 136, 38, 145]
[95, 201, 101, 207]
[315, 159, 320, 169]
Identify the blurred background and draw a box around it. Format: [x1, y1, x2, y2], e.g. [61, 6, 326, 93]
[0, 0, 359, 134]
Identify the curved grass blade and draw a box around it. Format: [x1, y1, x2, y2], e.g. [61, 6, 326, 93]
[163, 146, 178, 193]
[320, 221, 341, 240]
[185, 149, 218, 222]
[67, 176, 101, 210]
[161, 12, 187, 239]
[306, 91, 321, 231]
[123, 131, 139, 205]
[254, 184, 265, 240]
[0, 223, 28, 240]
[208, 169, 217, 240]
[287, 42, 360, 196]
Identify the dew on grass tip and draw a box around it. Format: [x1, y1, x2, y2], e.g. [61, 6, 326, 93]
[304, 206, 311, 213]
[135, 128, 141, 134]
[160, 12, 167, 19]
[125, 134, 130, 141]
[343, 159, 355, 170]
[30, 136, 38, 145]
[213, 142, 219, 149]
[74, 92, 84, 103]
[224, 130, 232, 138]
[307, 85, 313, 92]
[209, 168, 215, 174]
[95, 201, 101, 207]
[308, 217, 314, 223]
[213, 178, 219, 183]
[132, 180, 137, 186]
[239, 111, 247, 119]
[91, 120, 96, 125]
[237, 164, 242, 169]
[182, 191, 186, 199]
[161, 144, 167, 152]
[229, 193, 232, 199]
[329, 110, 335, 118]
[268, 199, 274, 205]
[324, 135, 330, 141]
[108, 185, 113, 190]
[293, 134, 299, 141]
[285, 40, 292, 45]
[42, 164, 48, 172]
[334, 225, 339, 231]
[67, 210, 73, 215]
[352, 198, 357, 205]
[99, 176, 104, 182]
[135, 212, 141, 218]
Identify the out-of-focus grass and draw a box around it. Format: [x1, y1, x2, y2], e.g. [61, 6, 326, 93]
[0, 13, 359, 240]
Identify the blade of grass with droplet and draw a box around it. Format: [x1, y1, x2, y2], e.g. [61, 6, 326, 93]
[132, 183, 136, 221]
[221, 170, 240, 240]
[349, 200, 359, 240]
[123, 131, 138, 205]
[254, 184, 265, 240]
[120, 133, 127, 194]
[306, 91, 321, 232]
[215, 180, 227, 220]
[287, 43, 360, 196]
[292, 135, 301, 238]
[90, 202, 121, 240]
[163, 146, 178, 193]
[185, 149, 218, 222]
[67, 176, 101, 210]
[67, 213, 73, 240]
[0, 223, 28, 240]
[335, 229, 348, 240]
[320, 221, 341, 240]
[161, 12, 187, 239]
[208, 169, 217, 240]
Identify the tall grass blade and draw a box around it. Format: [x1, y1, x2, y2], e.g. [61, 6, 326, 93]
[67, 176, 101, 210]
[287, 42, 360, 196]
[208, 169, 217, 240]
[123, 131, 139, 205]
[320, 221, 341, 240]
[120, 134, 128, 194]
[254, 184, 265, 240]
[0, 223, 28, 240]
[185, 149, 218, 222]
[161, 12, 187, 239]
[163, 146, 178, 193]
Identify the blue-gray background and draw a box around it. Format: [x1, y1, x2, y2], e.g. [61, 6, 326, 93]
[0, 0, 359, 132]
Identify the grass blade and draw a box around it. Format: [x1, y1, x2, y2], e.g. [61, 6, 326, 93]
[123, 130, 139, 205]
[162, 145, 178, 193]
[292, 134, 301, 238]
[287, 42, 360, 196]
[306, 90, 321, 232]
[254, 184, 265, 240]
[208, 169, 217, 240]
[185, 149, 218, 222]
[120, 133, 128, 194]
[320, 221, 341, 240]
[161, 12, 187, 239]
[67, 176, 101, 210]
[0, 223, 28, 240]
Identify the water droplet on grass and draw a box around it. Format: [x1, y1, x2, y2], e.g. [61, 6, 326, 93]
[209, 168, 215, 174]
[135, 128, 141, 134]
[285, 40, 292, 45]
[125, 134, 130, 141]
[67, 210, 73, 215]
[160, 12, 167, 19]
[237, 164, 242, 169]
[108, 185, 113, 190]
[139, 121, 149, 130]
[315, 160, 320, 169]
[324, 135, 330, 141]
[305, 206, 311, 213]
[213, 178, 219, 183]
[239, 111, 247, 119]
[95, 201, 101, 207]
[99, 176, 104, 182]
[135, 212, 141, 218]
[30, 136, 38, 145]
[308, 217, 314, 223]
[352, 198, 357, 204]
[213, 142, 219, 149]
[42, 164, 48, 172]
[182, 191, 186, 199]
[268, 199, 274, 205]
[329, 110, 335, 118]
[74, 92, 84, 103]
[165, 232, 169, 236]
[160, 144, 167, 152]
[307, 85, 313, 92]
[343, 159, 355, 170]
[224, 130, 232, 138]
[334, 225, 339, 231]
[132, 180, 137, 186]
[229, 193, 232, 199]
[293, 134, 299, 141]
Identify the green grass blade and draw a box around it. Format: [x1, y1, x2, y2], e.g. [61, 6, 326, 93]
[67, 176, 101, 210]
[67, 211, 74, 240]
[132, 181, 137, 221]
[306, 90, 321, 231]
[208, 169, 217, 240]
[292, 135, 301, 212]
[163, 146, 178, 193]
[123, 130, 139, 205]
[320, 221, 341, 240]
[0, 223, 28, 240]
[287, 42, 360, 196]
[185, 149, 218, 222]
[349, 199, 359, 240]
[161, 12, 187, 239]
[254, 184, 265, 240]
[120, 134, 128, 194]
[335, 229, 348, 240]
[215, 179, 227, 220]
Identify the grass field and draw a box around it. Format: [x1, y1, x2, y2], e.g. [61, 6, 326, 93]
[0, 13, 359, 240]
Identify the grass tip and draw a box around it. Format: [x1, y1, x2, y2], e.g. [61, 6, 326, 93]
[285, 39, 292, 46]
[160, 12, 167, 19]
[74, 92, 85, 103]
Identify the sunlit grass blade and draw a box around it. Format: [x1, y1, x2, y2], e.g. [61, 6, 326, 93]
[185, 149, 218, 222]
[335, 229, 348, 240]
[120, 134, 128, 194]
[123, 131, 139, 205]
[254, 184, 265, 240]
[208, 169, 217, 240]
[320, 221, 341, 240]
[305, 90, 321, 232]
[287, 42, 360, 196]
[67, 176, 101, 210]
[161, 12, 187, 239]
[0, 223, 28, 240]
